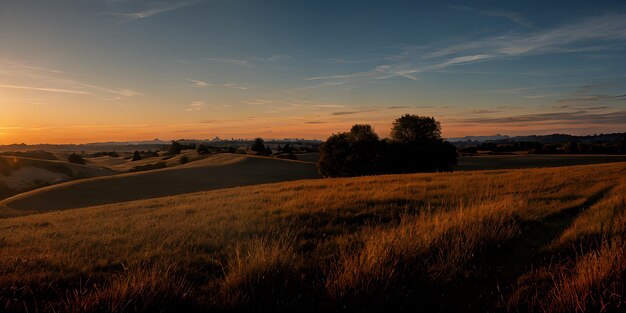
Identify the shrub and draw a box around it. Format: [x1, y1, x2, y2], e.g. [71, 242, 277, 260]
[317, 115, 457, 177]
[250, 138, 267, 154]
[281, 143, 293, 154]
[318, 125, 383, 177]
[180, 155, 189, 164]
[168, 141, 182, 155]
[129, 162, 166, 172]
[132, 151, 142, 161]
[68, 153, 86, 165]
[196, 144, 210, 154]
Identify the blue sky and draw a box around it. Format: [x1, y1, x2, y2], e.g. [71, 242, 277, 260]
[0, 0, 625, 143]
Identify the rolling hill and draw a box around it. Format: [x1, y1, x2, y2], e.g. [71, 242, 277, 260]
[0, 162, 624, 312]
[0, 153, 319, 216]
[0, 156, 116, 201]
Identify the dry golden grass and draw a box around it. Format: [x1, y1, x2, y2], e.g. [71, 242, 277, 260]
[0, 162, 624, 312]
[0, 155, 115, 201]
[509, 177, 626, 313]
[0, 153, 318, 216]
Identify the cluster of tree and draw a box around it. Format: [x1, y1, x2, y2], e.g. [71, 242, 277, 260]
[67, 153, 86, 165]
[530, 139, 626, 155]
[317, 115, 457, 177]
[167, 141, 196, 155]
[514, 132, 626, 144]
[88, 151, 119, 158]
[477, 141, 543, 153]
[196, 144, 214, 155]
[249, 138, 273, 155]
[0, 150, 58, 160]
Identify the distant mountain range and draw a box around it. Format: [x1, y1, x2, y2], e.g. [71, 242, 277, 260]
[449, 132, 626, 144]
[0, 138, 323, 152]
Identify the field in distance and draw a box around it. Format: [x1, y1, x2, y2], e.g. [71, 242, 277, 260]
[0, 153, 319, 217]
[0, 162, 624, 312]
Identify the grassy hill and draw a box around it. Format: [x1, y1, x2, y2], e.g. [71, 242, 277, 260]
[0, 162, 624, 312]
[0, 154, 319, 216]
[0, 156, 116, 201]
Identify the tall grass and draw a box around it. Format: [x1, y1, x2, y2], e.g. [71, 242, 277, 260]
[326, 198, 521, 303]
[509, 177, 626, 312]
[0, 162, 625, 312]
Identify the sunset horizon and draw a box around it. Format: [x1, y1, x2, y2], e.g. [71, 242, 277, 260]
[2, 0, 625, 144]
[2, 2, 626, 312]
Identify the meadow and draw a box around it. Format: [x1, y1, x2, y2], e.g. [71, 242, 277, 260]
[0, 161, 624, 312]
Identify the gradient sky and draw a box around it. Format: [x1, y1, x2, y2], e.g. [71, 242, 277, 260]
[1, 0, 625, 144]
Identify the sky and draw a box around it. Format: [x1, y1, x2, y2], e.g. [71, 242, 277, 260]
[0, 0, 625, 144]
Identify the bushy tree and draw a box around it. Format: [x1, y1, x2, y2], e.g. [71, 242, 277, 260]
[391, 114, 441, 143]
[618, 136, 626, 154]
[317, 115, 457, 177]
[197, 144, 210, 154]
[563, 141, 579, 154]
[281, 143, 293, 154]
[168, 141, 182, 155]
[317, 124, 384, 177]
[68, 153, 86, 165]
[250, 138, 268, 154]
[386, 114, 456, 173]
[132, 151, 142, 161]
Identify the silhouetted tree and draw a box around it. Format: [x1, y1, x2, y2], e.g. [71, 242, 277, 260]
[317, 124, 384, 177]
[168, 141, 182, 155]
[387, 115, 456, 173]
[250, 138, 267, 154]
[317, 115, 457, 177]
[391, 115, 441, 144]
[563, 141, 579, 154]
[68, 153, 86, 165]
[282, 143, 293, 154]
[197, 144, 210, 154]
[619, 137, 626, 154]
[132, 151, 142, 161]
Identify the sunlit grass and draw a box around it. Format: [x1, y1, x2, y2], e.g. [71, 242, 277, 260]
[0, 162, 624, 312]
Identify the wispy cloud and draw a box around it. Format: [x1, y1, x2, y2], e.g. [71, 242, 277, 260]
[331, 109, 379, 116]
[0, 84, 93, 96]
[299, 13, 626, 90]
[452, 110, 626, 125]
[469, 109, 500, 114]
[0, 60, 142, 99]
[185, 78, 249, 90]
[102, 1, 197, 25]
[557, 94, 626, 103]
[523, 94, 558, 99]
[223, 83, 248, 90]
[201, 54, 290, 67]
[481, 10, 536, 29]
[202, 58, 252, 66]
[556, 104, 613, 110]
[448, 6, 535, 29]
[185, 100, 206, 111]
[187, 79, 211, 87]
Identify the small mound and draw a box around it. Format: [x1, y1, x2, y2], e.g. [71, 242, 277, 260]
[0, 156, 116, 200]
[0, 154, 319, 215]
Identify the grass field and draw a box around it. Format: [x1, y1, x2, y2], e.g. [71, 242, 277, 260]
[0, 156, 115, 201]
[0, 162, 624, 312]
[456, 154, 626, 171]
[0, 154, 319, 216]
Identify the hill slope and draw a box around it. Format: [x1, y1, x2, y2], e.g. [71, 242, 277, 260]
[0, 162, 624, 312]
[0, 153, 319, 215]
[0, 156, 116, 200]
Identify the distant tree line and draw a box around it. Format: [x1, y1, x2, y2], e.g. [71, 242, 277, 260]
[530, 139, 626, 155]
[317, 115, 457, 177]
[468, 137, 626, 155]
[167, 141, 196, 155]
